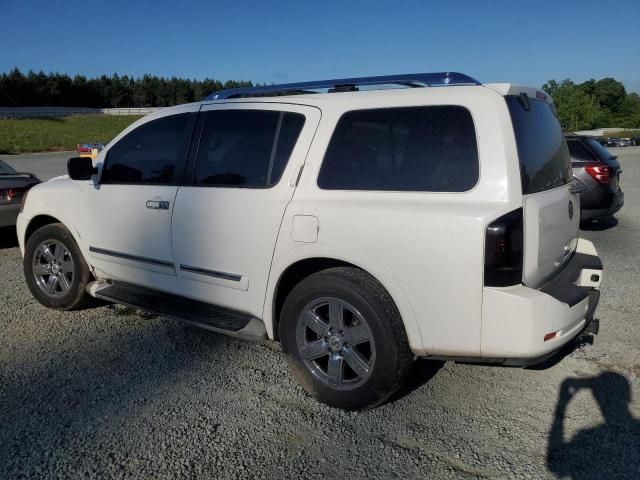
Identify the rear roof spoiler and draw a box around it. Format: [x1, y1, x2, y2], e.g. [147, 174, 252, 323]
[485, 83, 554, 104]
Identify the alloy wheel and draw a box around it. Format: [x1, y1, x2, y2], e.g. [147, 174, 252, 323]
[295, 297, 376, 390]
[31, 240, 75, 298]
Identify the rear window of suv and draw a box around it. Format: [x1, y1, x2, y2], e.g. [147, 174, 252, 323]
[318, 106, 478, 192]
[506, 95, 571, 195]
[583, 137, 614, 162]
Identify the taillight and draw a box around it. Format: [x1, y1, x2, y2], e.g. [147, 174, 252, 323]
[0, 188, 24, 202]
[484, 208, 524, 287]
[585, 165, 610, 184]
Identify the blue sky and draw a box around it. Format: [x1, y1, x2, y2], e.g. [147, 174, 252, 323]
[1, 0, 638, 92]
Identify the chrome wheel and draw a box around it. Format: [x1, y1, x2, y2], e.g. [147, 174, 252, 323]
[296, 297, 376, 390]
[31, 240, 75, 298]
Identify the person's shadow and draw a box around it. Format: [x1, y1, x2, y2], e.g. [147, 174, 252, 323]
[547, 372, 640, 479]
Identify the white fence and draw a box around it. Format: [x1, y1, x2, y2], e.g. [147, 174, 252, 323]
[573, 128, 632, 137]
[101, 107, 162, 116]
[0, 107, 162, 118]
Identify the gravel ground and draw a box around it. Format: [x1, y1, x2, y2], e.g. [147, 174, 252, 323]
[1, 148, 639, 479]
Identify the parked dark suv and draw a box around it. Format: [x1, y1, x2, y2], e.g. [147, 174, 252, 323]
[565, 135, 624, 222]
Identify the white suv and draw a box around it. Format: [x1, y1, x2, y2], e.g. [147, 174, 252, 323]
[17, 72, 603, 409]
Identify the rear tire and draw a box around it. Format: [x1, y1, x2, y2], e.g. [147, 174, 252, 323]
[280, 267, 413, 409]
[24, 223, 91, 310]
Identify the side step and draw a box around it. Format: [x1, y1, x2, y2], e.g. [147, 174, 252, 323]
[90, 281, 267, 340]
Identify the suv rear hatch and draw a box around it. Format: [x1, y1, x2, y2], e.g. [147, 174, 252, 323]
[506, 91, 579, 288]
[582, 137, 623, 193]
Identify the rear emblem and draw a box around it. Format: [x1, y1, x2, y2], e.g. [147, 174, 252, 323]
[568, 200, 574, 220]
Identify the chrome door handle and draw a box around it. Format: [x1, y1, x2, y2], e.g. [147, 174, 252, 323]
[146, 200, 170, 210]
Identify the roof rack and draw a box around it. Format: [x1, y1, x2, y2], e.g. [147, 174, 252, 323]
[205, 72, 480, 100]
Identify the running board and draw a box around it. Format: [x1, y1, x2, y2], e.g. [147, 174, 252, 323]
[89, 281, 267, 340]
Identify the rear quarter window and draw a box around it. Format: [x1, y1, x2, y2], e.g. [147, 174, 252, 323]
[567, 139, 595, 162]
[317, 106, 478, 192]
[506, 95, 571, 195]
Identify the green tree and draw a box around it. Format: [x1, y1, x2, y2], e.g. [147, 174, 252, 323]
[593, 78, 627, 112]
[543, 77, 639, 130]
[0, 68, 252, 107]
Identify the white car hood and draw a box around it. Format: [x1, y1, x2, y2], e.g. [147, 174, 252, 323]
[48, 174, 70, 182]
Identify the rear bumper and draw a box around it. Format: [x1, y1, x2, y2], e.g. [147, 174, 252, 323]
[0, 203, 20, 228]
[480, 238, 602, 362]
[581, 189, 624, 221]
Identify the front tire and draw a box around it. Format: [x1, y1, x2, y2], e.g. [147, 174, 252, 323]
[280, 267, 413, 409]
[24, 223, 91, 310]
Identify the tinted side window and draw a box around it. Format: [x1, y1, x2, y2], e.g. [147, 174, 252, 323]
[506, 96, 571, 195]
[567, 140, 595, 161]
[317, 106, 478, 192]
[271, 113, 306, 184]
[194, 110, 305, 187]
[102, 113, 192, 184]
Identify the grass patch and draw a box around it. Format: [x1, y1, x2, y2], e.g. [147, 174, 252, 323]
[0, 115, 142, 154]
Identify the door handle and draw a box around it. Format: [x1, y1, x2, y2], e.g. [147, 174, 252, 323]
[146, 200, 170, 210]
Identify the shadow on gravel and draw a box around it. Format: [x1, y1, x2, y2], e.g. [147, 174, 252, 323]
[547, 372, 640, 479]
[0, 227, 19, 249]
[580, 216, 618, 231]
[390, 359, 444, 402]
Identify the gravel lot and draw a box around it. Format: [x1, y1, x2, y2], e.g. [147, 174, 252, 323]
[1, 148, 639, 479]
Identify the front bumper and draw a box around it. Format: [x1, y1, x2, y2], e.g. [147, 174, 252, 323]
[481, 238, 602, 362]
[16, 213, 29, 256]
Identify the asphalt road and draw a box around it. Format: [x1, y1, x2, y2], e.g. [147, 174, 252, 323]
[1, 148, 639, 479]
[2, 150, 74, 181]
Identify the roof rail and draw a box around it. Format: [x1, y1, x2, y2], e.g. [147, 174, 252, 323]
[205, 72, 480, 100]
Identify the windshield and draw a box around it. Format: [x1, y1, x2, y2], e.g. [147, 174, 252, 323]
[0, 159, 18, 175]
[506, 95, 571, 195]
[585, 138, 614, 161]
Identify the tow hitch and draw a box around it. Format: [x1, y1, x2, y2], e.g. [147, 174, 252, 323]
[584, 317, 600, 335]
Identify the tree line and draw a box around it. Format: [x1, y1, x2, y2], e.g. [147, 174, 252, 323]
[542, 77, 640, 131]
[0, 68, 253, 108]
[1, 68, 639, 130]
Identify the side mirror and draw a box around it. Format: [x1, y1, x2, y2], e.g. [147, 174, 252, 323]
[67, 157, 97, 180]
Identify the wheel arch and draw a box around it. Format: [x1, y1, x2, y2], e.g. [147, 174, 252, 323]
[23, 214, 92, 272]
[24, 214, 63, 243]
[266, 256, 423, 354]
[22, 216, 94, 310]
